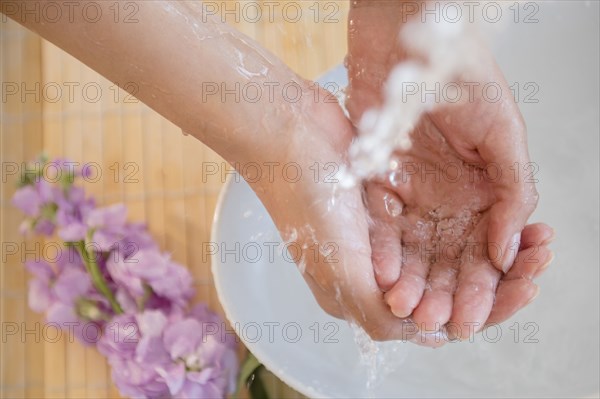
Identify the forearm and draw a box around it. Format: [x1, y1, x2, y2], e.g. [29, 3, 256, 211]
[2, 1, 307, 162]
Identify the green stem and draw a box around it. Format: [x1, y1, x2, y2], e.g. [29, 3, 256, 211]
[236, 353, 270, 399]
[248, 366, 269, 399]
[137, 284, 153, 311]
[75, 240, 123, 314]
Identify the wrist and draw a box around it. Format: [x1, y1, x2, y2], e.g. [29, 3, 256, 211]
[226, 85, 354, 197]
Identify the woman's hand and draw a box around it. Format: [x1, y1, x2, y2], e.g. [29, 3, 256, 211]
[346, 0, 553, 339]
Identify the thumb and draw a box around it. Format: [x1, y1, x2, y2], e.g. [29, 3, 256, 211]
[477, 116, 539, 273]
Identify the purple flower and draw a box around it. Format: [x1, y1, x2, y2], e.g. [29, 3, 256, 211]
[109, 356, 171, 399]
[12, 185, 42, 216]
[107, 248, 194, 309]
[98, 308, 238, 399]
[98, 313, 140, 359]
[13, 180, 61, 236]
[115, 287, 140, 314]
[14, 157, 240, 397]
[160, 308, 238, 398]
[55, 186, 95, 242]
[25, 260, 55, 313]
[56, 197, 128, 248]
[58, 222, 88, 242]
[118, 222, 158, 259]
[54, 268, 93, 303]
[46, 302, 103, 345]
[86, 204, 128, 251]
[135, 311, 171, 364]
[99, 312, 171, 398]
[34, 219, 57, 236]
[25, 251, 108, 345]
[25, 248, 83, 312]
[42, 268, 103, 345]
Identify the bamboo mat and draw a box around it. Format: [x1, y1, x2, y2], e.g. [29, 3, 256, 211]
[0, 2, 349, 398]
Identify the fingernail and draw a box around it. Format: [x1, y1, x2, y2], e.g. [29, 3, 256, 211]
[542, 228, 557, 246]
[502, 232, 521, 273]
[526, 285, 541, 305]
[385, 292, 406, 318]
[390, 305, 411, 319]
[535, 252, 555, 277]
[444, 326, 459, 342]
[540, 252, 555, 270]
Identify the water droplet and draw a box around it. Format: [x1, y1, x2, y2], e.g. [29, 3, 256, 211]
[388, 171, 403, 187]
[388, 156, 401, 171]
[436, 219, 454, 237]
[383, 194, 403, 218]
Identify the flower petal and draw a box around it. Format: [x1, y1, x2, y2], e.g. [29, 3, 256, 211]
[163, 319, 203, 359]
[156, 363, 186, 395]
[12, 186, 42, 216]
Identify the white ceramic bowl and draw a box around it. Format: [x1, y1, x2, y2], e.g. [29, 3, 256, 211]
[212, 3, 599, 397]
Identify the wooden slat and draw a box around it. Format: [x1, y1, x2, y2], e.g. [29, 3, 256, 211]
[38, 38, 68, 399]
[141, 111, 166, 249]
[161, 120, 188, 267]
[1, 18, 42, 399]
[182, 134, 212, 305]
[21, 31, 46, 399]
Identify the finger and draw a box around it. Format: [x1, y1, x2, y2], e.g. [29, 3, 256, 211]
[365, 183, 404, 291]
[412, 221, 480, 332]
[412, 224, 546, 333]
[384, 236, 430, 318]
[447, 217, 501, 340]
[510, 222, 554, 279]
[485, 245, 554, 327]
[411, 258, 459, 332]
[519, 222, 555, 250]
[484, 281, 539, 328]
[505, 245, 553, 281]
[339, 281, 423, 343]
[448, 254, 501, 340]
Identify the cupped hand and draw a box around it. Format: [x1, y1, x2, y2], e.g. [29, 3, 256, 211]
[363, 115, 553, 338]
[238, 88, 422, 342]
[345, 0, 553, 339]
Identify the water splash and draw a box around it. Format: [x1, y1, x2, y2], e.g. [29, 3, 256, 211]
[338, 18, 481, 188]
[349, 322, 409, 392]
